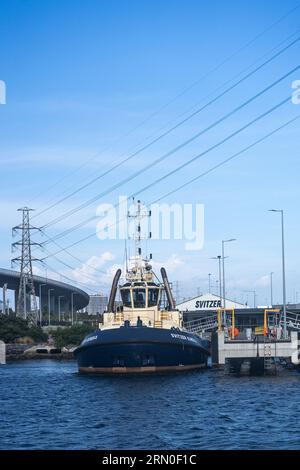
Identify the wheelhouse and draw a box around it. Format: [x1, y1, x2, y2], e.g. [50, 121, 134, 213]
[120, 282, 161, 309]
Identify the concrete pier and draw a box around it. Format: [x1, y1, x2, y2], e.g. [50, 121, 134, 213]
[209, 308, 300, 374]
[212, 330, 299, 374]
[0, 340, 6, 364]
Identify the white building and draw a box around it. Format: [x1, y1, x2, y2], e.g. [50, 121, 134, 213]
[86, 294, 108, 315]
[176, 293, 248, 312]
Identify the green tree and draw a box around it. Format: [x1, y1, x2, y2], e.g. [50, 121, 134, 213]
[0, 314, 47, 343]
[51, 324, 94, 348]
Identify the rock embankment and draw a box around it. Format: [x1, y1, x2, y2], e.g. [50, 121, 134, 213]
[6, 343, 75, 361]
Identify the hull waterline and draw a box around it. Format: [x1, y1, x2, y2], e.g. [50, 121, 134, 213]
[74, 326, 210, 374]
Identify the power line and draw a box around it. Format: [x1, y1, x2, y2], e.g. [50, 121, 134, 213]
[128, 97, 293, 198]
[42, 95, 293, 259]
[39, 228, 107, 275]
[41, 65, 299, 237]
[28, 2, 300, 209]
[35, 230, 111, 286]
[41, 261, 95, 294]
[41, 113, 300, 282]
[42, 248, 107, 288]
[32, 28, 300, 217]
[34, 36, 300, 224]
[153, 114, 300, 203]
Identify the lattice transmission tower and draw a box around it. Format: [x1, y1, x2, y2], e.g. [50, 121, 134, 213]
[11, 207, 42, 324]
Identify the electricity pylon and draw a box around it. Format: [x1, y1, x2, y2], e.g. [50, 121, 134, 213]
[11, 207, 42, 324]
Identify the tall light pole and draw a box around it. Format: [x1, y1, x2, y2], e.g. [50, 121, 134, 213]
[222, 239, 236, 308]
[58, 296, 64, 323]
[211, 256, 222, 302]
[39, 283, 47, 325]
[71, 292, 76, 325]
[270, 272, 274, 306]
[269, 209, 287, 338]
[245, 290, 256, 308]
[48, 288, 54, 326]
[2, 283, 7, 315]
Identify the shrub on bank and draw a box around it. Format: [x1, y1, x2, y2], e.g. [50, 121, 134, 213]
[51, 323, 94, 348]
[0, 314, 48, 343]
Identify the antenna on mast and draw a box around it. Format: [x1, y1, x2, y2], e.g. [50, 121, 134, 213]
[127, 199, 152, 281]
[127, 198, 151, 261]
[124, 239, 128, 274]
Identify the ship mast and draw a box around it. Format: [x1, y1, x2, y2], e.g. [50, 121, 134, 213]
[127, 199, 152, 281]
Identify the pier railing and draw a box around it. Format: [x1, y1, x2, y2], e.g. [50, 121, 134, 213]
[184, 309, 300, 337]
[285, 311, 300, 331]
[183, 314, 218, 335]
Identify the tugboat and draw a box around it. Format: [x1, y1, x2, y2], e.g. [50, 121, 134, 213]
[74, 201, 210, 374]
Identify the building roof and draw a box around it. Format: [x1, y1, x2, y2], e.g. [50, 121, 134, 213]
[0, 268, 89, 310]
[177, 292, 248, 311]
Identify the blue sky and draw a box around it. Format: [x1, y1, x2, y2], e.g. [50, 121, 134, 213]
[0, 0, 300, 306]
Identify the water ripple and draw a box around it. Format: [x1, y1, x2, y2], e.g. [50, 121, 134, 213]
[0, 360, 300, 449]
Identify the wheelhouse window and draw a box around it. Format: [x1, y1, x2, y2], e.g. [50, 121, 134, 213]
[133, 288, 146, 308]
[148, 288, 159, 307]
[120, 288, 132, 308]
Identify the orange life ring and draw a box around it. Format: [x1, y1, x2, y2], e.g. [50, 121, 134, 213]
[229, 327, 239, 337]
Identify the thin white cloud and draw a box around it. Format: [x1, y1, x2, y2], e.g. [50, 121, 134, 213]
[152, 253, 184, 273]
[71, 252, 115, 286]
[254, 275, 270, 288]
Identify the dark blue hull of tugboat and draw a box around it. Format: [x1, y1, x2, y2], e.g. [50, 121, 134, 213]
[74, 327, 210, 374]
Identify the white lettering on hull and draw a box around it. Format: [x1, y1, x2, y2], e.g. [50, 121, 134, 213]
[170, 333, 198, 343]
[82, 335, 98, 344]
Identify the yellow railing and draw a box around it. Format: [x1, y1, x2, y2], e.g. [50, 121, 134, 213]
[217, 308, 236, 339]
[263, 309, 280, 336]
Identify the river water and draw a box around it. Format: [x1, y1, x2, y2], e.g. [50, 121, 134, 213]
[0, 360, 300, 449]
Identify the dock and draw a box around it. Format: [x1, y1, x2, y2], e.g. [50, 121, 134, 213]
[0, 340, 5, 364]
[185, 307, 300, 375]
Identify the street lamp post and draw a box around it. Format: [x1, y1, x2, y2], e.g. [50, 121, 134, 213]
[222, 239, 236, 308]
[39, 283, 47, 325]
[270, 272, 274, 307]
[269, 209, 287, 338]
[48, 289, 54, 326]
[71, 292, 76, 325]
[211, 256, 222, 302]
[245, 290, 256, 308]
[2, 283, 7, 315]
[58, 296, 64, 323]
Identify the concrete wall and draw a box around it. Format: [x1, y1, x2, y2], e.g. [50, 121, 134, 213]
[0, 340, 6, 365]
[215, 331, 299, 365]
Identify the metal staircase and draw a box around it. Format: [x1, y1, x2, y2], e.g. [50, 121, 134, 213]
[184, 314, 218, 335]
[184, 309, 300, 344]
[284, 311, 300, 331]
[259, 310, 300, 332]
